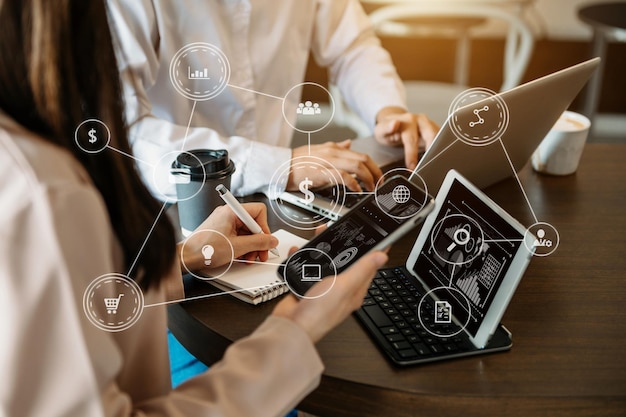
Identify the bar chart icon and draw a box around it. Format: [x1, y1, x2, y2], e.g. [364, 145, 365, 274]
[188, 66, 211, 80]
[456, 275, 482, 307]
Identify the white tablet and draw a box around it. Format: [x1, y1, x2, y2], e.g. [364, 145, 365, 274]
[406, 169, 535, 348]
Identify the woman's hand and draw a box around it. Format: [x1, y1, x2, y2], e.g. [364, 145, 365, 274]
[272, 250, 388, 343]
[179, 203, 278, 274]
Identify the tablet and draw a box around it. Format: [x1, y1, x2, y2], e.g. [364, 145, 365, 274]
[406, 169, 535, 348]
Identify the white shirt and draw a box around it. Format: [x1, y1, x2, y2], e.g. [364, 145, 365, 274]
[0, 112, 323, 417]
[108, 0, 406, 196]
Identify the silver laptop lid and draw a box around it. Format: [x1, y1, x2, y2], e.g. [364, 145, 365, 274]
[412, 58, 600, 196]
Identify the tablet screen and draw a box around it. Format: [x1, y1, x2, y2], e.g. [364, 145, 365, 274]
[279, 175, 433, 297]
[410, 178, 524, 337]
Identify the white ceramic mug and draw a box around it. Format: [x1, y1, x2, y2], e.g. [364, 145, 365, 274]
[531, 111, 590, 176]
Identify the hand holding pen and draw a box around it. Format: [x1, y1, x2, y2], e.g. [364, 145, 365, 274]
[216, 185, 280, 257]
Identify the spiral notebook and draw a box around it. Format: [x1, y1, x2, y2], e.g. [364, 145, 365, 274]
[209, 229, 308, 305]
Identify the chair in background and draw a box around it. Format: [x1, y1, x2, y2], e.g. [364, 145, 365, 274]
[577, 2, 626, 132]
[331, 1, 535, 136]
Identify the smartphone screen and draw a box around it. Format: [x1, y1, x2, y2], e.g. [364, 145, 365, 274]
[279, 175, 433, 297]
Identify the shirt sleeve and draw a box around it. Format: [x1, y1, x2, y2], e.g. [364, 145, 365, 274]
[106, 0, 292, 197]
[311, 0, 407, 130]
[136, 316, 324, 417]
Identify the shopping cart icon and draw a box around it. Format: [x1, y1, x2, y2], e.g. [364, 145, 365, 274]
[104, 294, 124, 314]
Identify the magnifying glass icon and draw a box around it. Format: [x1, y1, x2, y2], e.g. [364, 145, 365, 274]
[447, 227, 470, 252]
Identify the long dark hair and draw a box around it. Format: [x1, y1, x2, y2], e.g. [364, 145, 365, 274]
[0, 0, 176, 290]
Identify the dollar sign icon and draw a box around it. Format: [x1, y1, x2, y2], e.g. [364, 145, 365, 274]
[88, 128, 97, 144]
[299, 177, 314, 205]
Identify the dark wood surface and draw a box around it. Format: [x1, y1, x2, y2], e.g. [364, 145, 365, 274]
[168, 143, 626, 416]
[578, 2, 626, 31]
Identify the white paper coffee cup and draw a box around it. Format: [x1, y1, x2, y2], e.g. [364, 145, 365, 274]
[531, 111, 590, 176]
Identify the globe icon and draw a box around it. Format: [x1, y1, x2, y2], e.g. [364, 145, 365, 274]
[392, 185, 411, 204]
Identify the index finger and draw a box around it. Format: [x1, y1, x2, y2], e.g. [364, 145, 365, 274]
[400, 121, 420, 171]
[416, 113, 439, 150]
[239, 202, 271, 234]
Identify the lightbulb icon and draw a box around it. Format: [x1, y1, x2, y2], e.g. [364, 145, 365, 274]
[201, 245, 215, 266]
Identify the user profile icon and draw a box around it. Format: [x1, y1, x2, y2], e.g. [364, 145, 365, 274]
[525, 222, 560, 256]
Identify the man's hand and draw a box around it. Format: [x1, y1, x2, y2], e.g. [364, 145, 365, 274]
[374, 106, 439, 171]
[288, 140, 382, 192]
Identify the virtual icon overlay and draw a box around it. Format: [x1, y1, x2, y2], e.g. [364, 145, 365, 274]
[525, 222, 560, 257]
[169, 42, 230, 101]
[74, 118, 110, 154]
[283, 82, 335, 134]
[448, 87, 509, 147]
[75, 42, 557, 336]
[82, 274, 144, 332]
[268, 156, 347, 230]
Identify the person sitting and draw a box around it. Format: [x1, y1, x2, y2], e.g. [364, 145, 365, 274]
[0, 1, 388, 415]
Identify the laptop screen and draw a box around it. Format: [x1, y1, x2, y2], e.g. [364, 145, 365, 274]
[409, 178, 524, 337]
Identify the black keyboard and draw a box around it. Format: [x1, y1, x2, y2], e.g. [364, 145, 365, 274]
[355, 267, 513, 366]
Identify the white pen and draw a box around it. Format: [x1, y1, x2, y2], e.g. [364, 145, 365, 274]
[216, 184, 280, 257]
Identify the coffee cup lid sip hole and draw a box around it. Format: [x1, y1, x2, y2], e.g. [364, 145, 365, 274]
[171, 149, 236, 181]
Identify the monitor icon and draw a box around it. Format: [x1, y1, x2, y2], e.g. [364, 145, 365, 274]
[301, 264, 322, 282]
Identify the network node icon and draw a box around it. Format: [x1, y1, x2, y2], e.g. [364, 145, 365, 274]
[448, 87, 509, 146]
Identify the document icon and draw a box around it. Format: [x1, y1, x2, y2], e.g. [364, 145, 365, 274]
[435, 301, 452, 324]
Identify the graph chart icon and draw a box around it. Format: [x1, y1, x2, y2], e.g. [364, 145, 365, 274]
[456, 275, 482, 306]
[188, 67, 210, 79]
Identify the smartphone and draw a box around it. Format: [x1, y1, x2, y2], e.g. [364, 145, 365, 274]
[278, 175, 435, 297]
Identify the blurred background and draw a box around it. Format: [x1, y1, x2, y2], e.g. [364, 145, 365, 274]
[296, 0, 625, 146]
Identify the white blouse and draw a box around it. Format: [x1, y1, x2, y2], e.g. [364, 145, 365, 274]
[0, 113, 323, 417]
[108, 0, 406, 196]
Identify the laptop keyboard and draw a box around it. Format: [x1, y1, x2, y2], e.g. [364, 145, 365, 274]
[356, 267, 476, 365]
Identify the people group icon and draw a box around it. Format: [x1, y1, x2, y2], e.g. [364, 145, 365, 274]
[297, 100, 321, 116]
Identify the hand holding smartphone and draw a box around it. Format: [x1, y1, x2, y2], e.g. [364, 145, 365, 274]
[278, 174, 435, 298]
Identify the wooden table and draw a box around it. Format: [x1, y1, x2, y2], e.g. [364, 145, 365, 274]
[168, 143, 626, 416]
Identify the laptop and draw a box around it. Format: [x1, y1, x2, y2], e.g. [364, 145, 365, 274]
[355, 169, 535, 366]
[278, 58, 600, 219]
[276, 135, 407, 221]
[414, 58, 600, 196]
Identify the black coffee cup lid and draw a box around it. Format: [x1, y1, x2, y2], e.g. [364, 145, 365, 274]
[172, 149, 235, 180]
